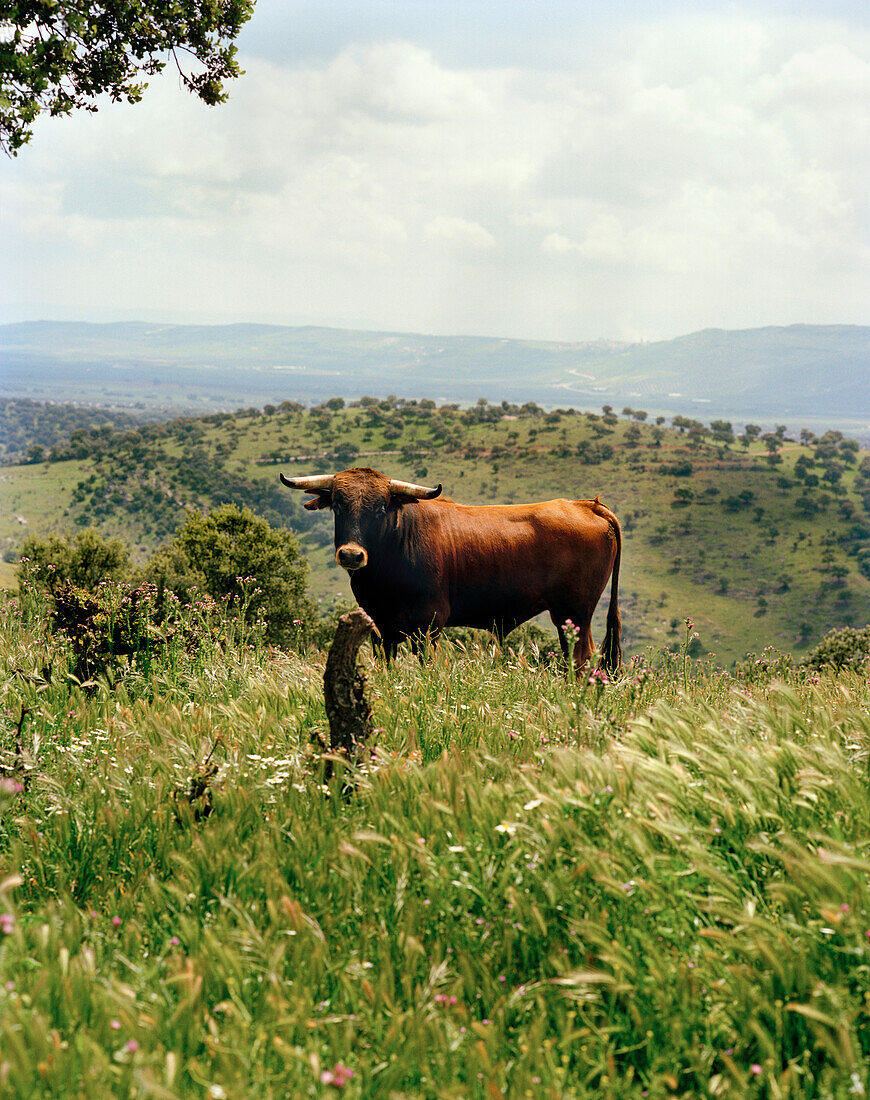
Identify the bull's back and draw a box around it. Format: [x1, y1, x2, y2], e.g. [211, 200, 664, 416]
[430, 498, 617, 627]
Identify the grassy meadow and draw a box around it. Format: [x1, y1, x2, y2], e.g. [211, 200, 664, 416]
[2, 581, 870, 1098]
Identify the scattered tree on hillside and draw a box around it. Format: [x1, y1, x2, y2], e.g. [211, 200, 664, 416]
[710, 420, 734, 446]
[840, 439, 860, 466]
[1, 0, 255, 154]
[761, 432, 784, 465]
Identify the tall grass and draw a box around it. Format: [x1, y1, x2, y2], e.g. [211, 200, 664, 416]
[1, 592, 869, 1097]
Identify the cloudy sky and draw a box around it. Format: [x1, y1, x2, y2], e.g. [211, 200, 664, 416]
[2, 1, 868, 342]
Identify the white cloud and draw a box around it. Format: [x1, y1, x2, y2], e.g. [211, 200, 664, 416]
[2, 12, 869, 340]
[424, 216, 495, 251]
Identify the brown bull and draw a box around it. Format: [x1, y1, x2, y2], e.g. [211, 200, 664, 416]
[281, 467, 622, 673]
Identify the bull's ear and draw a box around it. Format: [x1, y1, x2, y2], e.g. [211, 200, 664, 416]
[304, 494, 332, 511]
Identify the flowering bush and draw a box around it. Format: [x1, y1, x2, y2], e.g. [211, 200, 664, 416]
[50, 580, 171, 682]
[49, 578, 263, 683]
[733, 645, 795, 684]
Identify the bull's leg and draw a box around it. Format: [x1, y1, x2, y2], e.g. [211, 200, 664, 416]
[551, 610, 595, 677]
[572, 626, 595, 676]
[372, 631, 400, 662]
[409, 624, 442, 662]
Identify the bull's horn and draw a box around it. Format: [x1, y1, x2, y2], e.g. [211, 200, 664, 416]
[279, 473, 335, 492]
[389, 478, 442, 499]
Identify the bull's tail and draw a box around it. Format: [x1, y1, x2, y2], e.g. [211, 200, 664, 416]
[598, 510, 622, 675]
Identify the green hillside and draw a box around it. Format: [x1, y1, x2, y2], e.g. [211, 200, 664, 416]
[2, 400, 868, 664]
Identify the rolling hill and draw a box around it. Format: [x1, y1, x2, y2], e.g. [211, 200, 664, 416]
[2, 321, 868, 435]
[1, 398, 868, 664]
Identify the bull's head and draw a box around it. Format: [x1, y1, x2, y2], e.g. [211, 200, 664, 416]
[280, 467, 442, 572]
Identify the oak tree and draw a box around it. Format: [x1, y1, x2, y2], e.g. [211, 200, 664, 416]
[1, 0, 255, 153]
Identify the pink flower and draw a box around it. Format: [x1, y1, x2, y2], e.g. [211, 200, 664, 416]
[109, 1020, 121, 1030]
[125, 1039, 139, 1053]
[320, 1063, 354, 1088]
[750, 1064, 762, 1075]
[0, 914, 14, 935]
[112, 916, 122, 927]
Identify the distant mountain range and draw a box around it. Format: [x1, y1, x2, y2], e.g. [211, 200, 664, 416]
[2, 320, 868, 433]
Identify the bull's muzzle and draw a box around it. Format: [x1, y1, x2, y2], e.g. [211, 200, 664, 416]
[336, 544, 368, 572]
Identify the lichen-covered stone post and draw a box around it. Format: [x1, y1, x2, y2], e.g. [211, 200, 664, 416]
[322, 608, 376, 782]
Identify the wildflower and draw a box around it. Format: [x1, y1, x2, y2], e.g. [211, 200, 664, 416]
[112, 916, 122, 927]
[750, 1064, 762, 1075]
[320, 1063, 354, 1088]
[170, 936, 180, 946]
[125, 1039, 139, 1053]
[0, 914, 14, 935]
[109, 1020, 121, 1030]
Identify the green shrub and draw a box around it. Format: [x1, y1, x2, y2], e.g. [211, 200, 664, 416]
[803, 625, 870, 672]
[658, 459, 693, 477]
[17, 528, 131, 593]
[140, 503, 316, 648]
